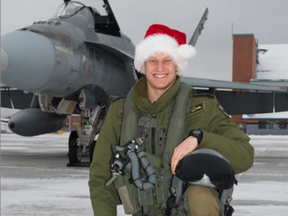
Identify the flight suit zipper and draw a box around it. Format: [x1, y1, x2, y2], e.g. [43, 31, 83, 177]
[151, 113, 156, 155]
[151, 113, 158, 205]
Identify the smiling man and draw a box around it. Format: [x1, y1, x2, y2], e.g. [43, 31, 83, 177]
[142, 53, 179, 103]
[89, 24, 254, 216]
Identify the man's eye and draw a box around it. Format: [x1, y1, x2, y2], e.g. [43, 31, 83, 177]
[164, 60, 171, 63]
[149, 60, 156, 64]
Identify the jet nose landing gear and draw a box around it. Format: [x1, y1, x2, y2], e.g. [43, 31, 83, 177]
[67, 100, 106, 167]
[68, 131, 84, 164]
[67, 131, 97, 167]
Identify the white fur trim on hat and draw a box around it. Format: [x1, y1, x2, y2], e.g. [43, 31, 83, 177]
[134, 34, 196, 75]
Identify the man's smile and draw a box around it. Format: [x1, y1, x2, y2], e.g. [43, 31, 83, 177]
[154, 74, 168, 78]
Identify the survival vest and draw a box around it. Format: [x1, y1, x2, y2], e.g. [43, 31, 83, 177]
[113, 82, 194, 215]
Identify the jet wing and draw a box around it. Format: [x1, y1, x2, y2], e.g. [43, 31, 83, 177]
[181, 77, 287, 92]
[181, 77, 288, 115]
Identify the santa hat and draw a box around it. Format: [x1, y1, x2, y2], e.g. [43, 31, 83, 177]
[134, 24, 196, 75]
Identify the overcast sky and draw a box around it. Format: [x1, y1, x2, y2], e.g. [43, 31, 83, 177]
[1, 0, 287, 81]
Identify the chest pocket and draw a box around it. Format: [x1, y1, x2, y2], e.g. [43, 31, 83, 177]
[138, 100, 174, 157]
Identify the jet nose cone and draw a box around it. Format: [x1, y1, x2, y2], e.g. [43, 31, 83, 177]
[1, 48, 9, 74]
[1, 31, 55, 92]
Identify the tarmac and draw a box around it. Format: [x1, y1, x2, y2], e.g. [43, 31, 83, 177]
[1, 132, 288, 216]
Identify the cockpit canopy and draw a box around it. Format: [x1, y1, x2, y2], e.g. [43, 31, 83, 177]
[52, 1, 95, 28]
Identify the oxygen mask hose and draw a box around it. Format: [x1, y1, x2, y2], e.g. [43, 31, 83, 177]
[128, 145, 156, 190]
[110, 138, 156, 190]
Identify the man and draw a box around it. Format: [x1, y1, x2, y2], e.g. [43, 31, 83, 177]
[89, 24, 254, 216]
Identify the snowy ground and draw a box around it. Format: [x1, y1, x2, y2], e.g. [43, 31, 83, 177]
[1, 133, 287, 215]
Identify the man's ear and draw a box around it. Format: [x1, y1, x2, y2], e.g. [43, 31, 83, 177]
[140, 65, 145, 72]
[175, 65, 179, 73]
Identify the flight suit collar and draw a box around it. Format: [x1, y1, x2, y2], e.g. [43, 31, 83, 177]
[132, 76, 180, 114]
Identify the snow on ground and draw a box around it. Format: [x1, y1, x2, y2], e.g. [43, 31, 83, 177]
[1, 133, 287, 215]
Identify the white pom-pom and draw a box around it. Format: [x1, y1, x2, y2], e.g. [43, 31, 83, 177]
[177, 44, 197, 60]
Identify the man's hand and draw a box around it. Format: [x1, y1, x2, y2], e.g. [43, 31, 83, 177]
[171, 136, 198, 174]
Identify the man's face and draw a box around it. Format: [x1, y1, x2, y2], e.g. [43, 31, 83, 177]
[141, 53, 178, 96]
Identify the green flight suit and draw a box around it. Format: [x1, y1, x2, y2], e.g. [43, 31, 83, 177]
[89, 76, 254, 216]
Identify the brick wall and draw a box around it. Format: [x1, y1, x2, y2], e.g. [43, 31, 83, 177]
[231, 34, 257, 124]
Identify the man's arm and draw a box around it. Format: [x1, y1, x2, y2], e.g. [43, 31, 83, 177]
[186, 96, 254, 174]
[89, 99, 124, 215]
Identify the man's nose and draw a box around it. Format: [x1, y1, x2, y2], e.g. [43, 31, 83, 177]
[156, 62, 164, 71]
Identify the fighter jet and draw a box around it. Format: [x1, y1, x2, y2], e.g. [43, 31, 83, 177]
[1, 0, 287, 165]
[1, 0, 139, 164]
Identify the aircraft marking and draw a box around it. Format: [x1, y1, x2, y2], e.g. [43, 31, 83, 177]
[55, 45, 74, 55]
[190, 102, 205, 113]
[61, 35, 70, 48]
[65, 102, 76, 113]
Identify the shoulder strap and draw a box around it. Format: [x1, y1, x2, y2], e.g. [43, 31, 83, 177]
[120, 90, 141, 145]
[161, 83, 194, 172]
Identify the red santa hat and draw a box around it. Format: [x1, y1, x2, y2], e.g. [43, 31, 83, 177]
[134, 24, 196, 75]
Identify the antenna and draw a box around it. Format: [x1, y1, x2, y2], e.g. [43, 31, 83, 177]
[231, 23, 234, 40]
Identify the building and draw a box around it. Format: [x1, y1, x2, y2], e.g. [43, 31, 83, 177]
[232, 34, 288, 135]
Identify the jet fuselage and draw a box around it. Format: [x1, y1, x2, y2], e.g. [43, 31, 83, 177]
[1, 4, 136, 98]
